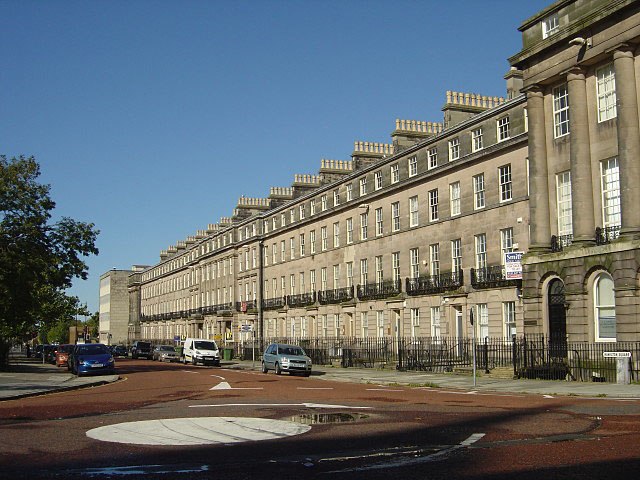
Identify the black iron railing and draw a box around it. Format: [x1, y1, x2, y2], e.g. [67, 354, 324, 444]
[262, 297, 286, 310]
[287, 292, 317, 308]
[471, 265, 520, 289]
[405, 270, 463, 296]
[318, 286, 355, 304]
[551, 234, 573, 252]
[357, 280, 402, 300]
[596, 225, 621, 245]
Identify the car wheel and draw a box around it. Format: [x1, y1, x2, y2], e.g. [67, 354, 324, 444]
[191, 357, 197, 366]
[261, 361, 268, 374]
[182, 356, 186, 364]
[304, 371, 311, 377]
[275, 362, 282, 375]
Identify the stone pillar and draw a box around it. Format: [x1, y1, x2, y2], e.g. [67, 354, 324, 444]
[613, 46, 640, 238]
[567, 67, 595, 245]
[525, 86, 551, 251]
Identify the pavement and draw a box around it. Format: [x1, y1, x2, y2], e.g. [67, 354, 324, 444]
[2, 350, 640, 401]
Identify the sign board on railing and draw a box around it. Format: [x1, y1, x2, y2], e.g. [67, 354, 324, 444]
[504, 251, 524, 279]
[239, 324, 253, 333]
[603, 351, 631, 358]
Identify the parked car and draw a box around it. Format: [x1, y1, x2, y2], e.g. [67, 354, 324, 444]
[69, 343, 115, 377]
[55, 344, 74, 368]
[110, 345, 128, 358]
[130, 341, 153, 359]
[181, 338, 220, 366]
[261, 343, 312, 376]
[153, 345, 179, 362]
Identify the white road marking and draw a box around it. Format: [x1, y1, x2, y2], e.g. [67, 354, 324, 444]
[210, 382, 263, 390]
[297, 387, 334, 390]
[189, 402, 372, 409]
[543, 394, 555, 398]
[182, 370, 199, 374]
[86, 417, 311, 446]
[366, 388, 404, 392]
[210, 374, 226, 380]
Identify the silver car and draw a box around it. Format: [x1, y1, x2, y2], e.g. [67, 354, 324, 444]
[262, 343, 312, 376]
[152, 345, 179, 362]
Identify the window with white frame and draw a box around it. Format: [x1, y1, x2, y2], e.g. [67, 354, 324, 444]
[411, 308, 420, 337]
[310, 199, 316, 216]
[375, 207, 383, 236]
[499, 164, 512, 202]
[299, 233, 305, 256]
[321, 267, 327, 291]
[280, 240, 285, 263]
[451, 238, 462, 276]
[360, 258, 368, 286]
[596, 64, 616, 122]
[542, 12, 559, 38]
[321, 194, 327, 211]
[497, 116, 510, 142]
[375, 170, 383, 190]
[377, 311, 385, 337]
[290, 237, 295, 260]
[410, 248, 419, 279]
[375, 255, 383, 284]
[310, 269, 316, 292]
[272, 217, 277, 231]
[333, 264, 340, 289]
[429, 243, 440, 276]
[299, 272, 305, 293]
[472, 127, 483, 152]
[252, 248, 257, 268]
[391, 164, 399, 183]
[478, 304, 489, 339]
[290, 273, 295, 295]
[290, 208, 295, 224]
[333, 222, 340, 247]
[346, 217, 353, 244]
[428, 147, 438, 169]
[601, 158, 621, 228]
[556, 171, 573, 237]
[408, 155, 418, 177]
[346, 261, 353, 288]
[474, 173, 485, 209]
[359, 177, 367, 196]
[333, 189, 340, 206]
[392, 251, 400, 283]
[310, 230, 316, 254]
[448, 137, 460, 161]
[553, 84, 569, 138]
[301, 316, 307, 337]
[346, 183, 353, 201]
[431, 306, 441, 337]
[503, 301, 516, 337]
[595, 272, 616, 341]
[450, 181, 461, 216]
[361, 312, 369, 337]
[263, 219, 269, 234]
[391, 201, 400, 232]
[334, 313, 341, 337]
[475, 233, 487, 270]
[500, 228, 514, 266]
[360, 212, 368, 240]
[299, 204, 305, 220]
[429, 189, 439, 221]
[409, 195, 419, 227]
[321, 226, 328, 251]
[321, 314, 328, 338]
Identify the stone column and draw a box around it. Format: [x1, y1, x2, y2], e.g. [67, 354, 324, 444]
[525, 85, 551, 251]
[613, 45, 640, 238]
[567, 67, 595, 245]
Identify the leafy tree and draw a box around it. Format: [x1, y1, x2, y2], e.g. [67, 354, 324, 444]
[0, 155, 99, 365]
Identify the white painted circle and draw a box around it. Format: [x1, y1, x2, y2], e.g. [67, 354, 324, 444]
[87, 417, 311, 446]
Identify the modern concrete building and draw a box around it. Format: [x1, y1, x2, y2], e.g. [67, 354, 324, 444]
[103, 0, 640, 359]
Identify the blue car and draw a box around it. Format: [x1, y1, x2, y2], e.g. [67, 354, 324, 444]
[69, 343, 115, 377]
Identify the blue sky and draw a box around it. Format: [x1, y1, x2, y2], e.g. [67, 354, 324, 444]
[1, 0, 550, 313]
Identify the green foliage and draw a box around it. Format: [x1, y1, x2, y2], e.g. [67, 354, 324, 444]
[0, 155, 99, 362]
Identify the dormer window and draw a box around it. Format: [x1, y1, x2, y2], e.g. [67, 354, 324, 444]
[542, 12, 559, 38]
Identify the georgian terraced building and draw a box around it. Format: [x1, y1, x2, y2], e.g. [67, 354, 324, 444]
[114, 0, 640, 349]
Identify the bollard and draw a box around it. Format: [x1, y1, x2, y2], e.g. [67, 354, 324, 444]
[604, 351, 631, 385]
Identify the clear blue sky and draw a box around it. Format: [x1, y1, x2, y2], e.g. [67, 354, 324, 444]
[1, 0, 550, 313]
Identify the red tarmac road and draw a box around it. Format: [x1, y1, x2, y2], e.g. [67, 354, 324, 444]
[1, 358, 640, 479]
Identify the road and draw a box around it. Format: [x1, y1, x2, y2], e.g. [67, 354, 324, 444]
[1, 358, 639, 479]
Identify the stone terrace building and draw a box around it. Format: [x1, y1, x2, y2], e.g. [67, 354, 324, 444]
[121, 0, 640, 356]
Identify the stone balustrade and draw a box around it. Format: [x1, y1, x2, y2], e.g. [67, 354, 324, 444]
[237, 196, 271, 207]
[270, 187, 294, 197]
[294, 174, 320, 184]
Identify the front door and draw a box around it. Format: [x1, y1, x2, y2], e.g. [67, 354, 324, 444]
[548, 278, 567, 357]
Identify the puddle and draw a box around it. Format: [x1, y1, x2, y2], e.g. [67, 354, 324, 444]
[290, 412, 369, 425]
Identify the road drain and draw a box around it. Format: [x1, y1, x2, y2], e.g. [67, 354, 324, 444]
[290, 413, 368, 425]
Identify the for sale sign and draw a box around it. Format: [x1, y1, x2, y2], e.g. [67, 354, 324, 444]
[504, 251, 524, 280]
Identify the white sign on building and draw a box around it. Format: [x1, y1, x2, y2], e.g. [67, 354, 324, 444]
[504, 251, 524, 280]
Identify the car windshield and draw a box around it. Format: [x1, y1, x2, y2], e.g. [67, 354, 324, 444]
[76, 344, 109, 355]
[279, 346, 305, 356]
[159, 346, 175, 352]
[194, 341, 217, 350]
[58, 345, 73, 353]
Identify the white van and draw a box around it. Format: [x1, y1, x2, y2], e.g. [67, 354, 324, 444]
[181, 338, 220, 366]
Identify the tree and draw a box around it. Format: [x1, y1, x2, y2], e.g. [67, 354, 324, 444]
[0, 155, 99, 365]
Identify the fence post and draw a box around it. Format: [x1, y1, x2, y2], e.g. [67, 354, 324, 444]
[512, 334, 518, 378]
[484, 337, 490, 374]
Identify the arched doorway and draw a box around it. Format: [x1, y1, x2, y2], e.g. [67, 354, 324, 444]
[548, 278, 567, 357]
